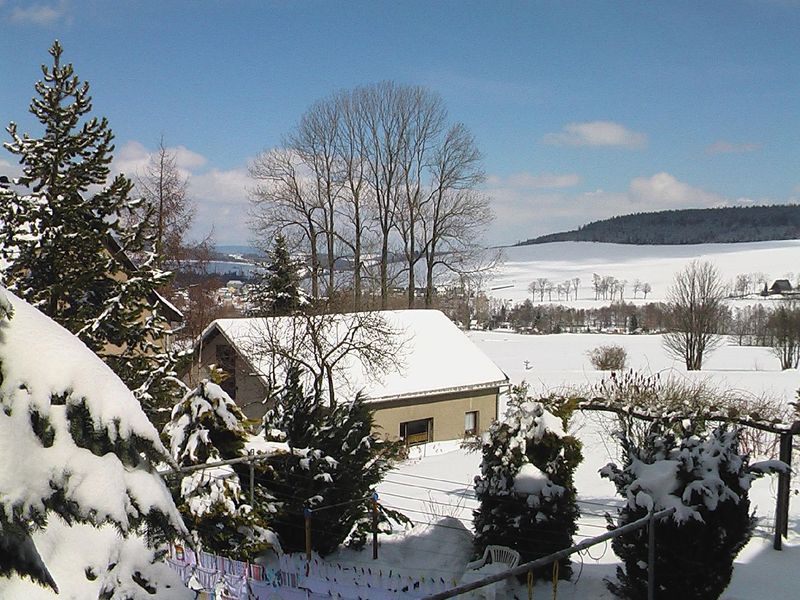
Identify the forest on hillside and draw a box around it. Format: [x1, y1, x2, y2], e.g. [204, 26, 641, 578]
[516, 204, 800, 246]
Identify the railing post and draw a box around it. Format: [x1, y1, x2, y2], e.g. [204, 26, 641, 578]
[647, 509, 656, 600]
[304, 507, 312, 562]
[248, 449, 255, 508]
[774, 432, 793, 550]
[372, 492, 379, 560]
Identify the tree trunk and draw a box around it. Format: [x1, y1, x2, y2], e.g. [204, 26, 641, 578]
[380, 230, 389, 309]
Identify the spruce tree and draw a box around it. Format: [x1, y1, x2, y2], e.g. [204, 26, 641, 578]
[248, 234, 307, 316]
[261, 366, 407, 555]
[163, 373, 277, 559]
[0, 41, 180, 423]
[0, 288, 188, 598]
[473, 384, 582, 581]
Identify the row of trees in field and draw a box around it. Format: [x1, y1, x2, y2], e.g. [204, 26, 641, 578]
[525, 276, 652, 303]
[248, 81, 495, 311]
[505, 261, 800, 371]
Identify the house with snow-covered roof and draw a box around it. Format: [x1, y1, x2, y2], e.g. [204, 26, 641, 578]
[190, 310, 508, 444]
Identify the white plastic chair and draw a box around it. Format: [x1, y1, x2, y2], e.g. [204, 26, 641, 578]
[465, 545, 520, 571]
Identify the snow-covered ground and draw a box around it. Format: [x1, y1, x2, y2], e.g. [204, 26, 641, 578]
[488, 240, 800, 305]
[324, 328, 800, 599]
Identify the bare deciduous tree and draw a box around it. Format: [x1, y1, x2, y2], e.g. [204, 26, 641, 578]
[249, 149, 323, 298]
[134, 138, 208, 268]
[246, 311, 406, 407]
[767, 302, 800, 370]
[663, 260, 726, 370]
[248, 82, 492, 311]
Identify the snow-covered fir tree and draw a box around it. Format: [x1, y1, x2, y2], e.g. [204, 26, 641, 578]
[248, 234, 308, 316]
[261, 366, 408, 555]
[0, 41, 180, 423]
[472, 384, 582, 580]
[163, 372, 278, 559]
[0, 288, 188, 599]
[601, 420, 785, 600]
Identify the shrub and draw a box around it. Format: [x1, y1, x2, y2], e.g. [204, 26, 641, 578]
[473, 383, 582, 581]
[261, 366, 408, 555]
[587, 344, 628, 370]
[601, 420, 783, 600]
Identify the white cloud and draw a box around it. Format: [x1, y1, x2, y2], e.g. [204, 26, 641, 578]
[110, 140, 250, 244]
[628, 172, 724, 207]
[0, 158, 22, 178]
[705, 140, 762, 155]
[188, 167, 251, 245]
[113, 141, 208, 180]
[172, 146, 207, 170]
[10, 1, 68, 25]
[487, 172, 581, 190]
[542, 121, 647, 149]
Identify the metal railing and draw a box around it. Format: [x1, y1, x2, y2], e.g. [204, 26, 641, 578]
[421, 506, 677, 600]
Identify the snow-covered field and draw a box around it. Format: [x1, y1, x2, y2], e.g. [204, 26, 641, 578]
[324, 327, 800, 598]
[488, 240, 800, 305]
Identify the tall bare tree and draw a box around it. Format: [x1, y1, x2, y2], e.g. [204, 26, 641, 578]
[663, 260, 726, 370]
[394, 86, 445, 308]
[249, 148, 322, 298]
[292, 99, 343, 298]
[334, 91, 371, 309]
[767, 302, 800, 370]
[135, 138, 194, 268]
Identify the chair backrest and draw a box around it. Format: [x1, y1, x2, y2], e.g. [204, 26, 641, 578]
[487, 545, 520, 569]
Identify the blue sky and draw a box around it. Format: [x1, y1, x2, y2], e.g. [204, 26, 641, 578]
[1, 1, 799, 245]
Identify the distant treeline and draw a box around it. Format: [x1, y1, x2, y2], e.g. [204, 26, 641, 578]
[516, 204, 800, 246]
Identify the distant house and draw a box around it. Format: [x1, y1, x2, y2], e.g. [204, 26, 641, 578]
[769, 279, 793, 295]
[189, 310, 509, 444]
[104, 234, 184, 349]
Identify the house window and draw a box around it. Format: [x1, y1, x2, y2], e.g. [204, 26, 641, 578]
[465, 411, 479, 436]
[215, 344, 237, 399]
[400, 418, 432, 446]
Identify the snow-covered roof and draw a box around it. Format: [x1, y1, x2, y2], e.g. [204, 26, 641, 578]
[200, 310, 508, 403]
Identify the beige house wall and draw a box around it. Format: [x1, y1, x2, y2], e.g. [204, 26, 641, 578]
[371, 387, 499, 442]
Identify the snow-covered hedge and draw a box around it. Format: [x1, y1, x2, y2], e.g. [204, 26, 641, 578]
[164, 375, 280, 559]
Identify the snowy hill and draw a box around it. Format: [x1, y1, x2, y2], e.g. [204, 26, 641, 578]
[489, 240, 800, 304]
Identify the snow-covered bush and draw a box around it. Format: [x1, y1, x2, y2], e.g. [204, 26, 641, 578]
[0, 288, 189, 599]
[261, 366, 408, 555]
[601, 420, 784, 600]
[473, 384, 582, 580]
[164, 374, 278, 559]
[587, 344, 628, 371]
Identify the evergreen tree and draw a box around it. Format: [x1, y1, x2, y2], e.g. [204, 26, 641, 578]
[163, 372, 276, 559]
[0, 288, 187, 598]
[601, 420, 783, 600]
[261, 366, 407, 555]
[0, 41, 180, 423]
[472, 384, 582, 581]
[248, 234, 307, 316]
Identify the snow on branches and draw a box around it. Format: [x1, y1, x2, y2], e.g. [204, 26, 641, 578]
[0, 288, 188, 599]
[473, 383, 582, 580]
